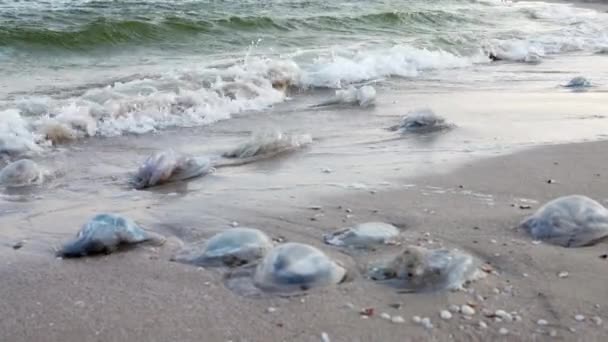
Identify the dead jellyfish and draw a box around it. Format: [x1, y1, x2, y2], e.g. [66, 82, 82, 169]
[132, 149, 213, 189]
[173, 228, 273, 267]
[392, 109, 454, 133]
[564, 76, 591, 89]
[222, 129, 312, 159]
[254, 243, 346, 292]
[59, 213, 165, 258]
[323, 222, 399, 249]
[520, 195, 608, 247]
[369, 245, 481, 292]
[0, 159, 43, 188]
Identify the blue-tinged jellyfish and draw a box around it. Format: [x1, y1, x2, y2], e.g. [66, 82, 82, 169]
[391, 109, 454, 134]
[520, 195, 608, 247]
[59, 214, 165, 257]
[173, 228, 273, 267]
[254, 243, 346, 292]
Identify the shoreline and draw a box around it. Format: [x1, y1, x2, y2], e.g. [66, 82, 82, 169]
[3, 140, 608, 341]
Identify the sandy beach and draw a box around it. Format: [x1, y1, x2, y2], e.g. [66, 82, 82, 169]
[2, 138, 608, 341]
[1, 0, 608, 341]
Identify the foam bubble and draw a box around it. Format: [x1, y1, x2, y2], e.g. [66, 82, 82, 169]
[0, 109, 42, 155]
[300, 45, 478, 88]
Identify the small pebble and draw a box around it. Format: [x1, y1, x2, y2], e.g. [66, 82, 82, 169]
[495, 310, 513, 322]
[575, 314, 585, 322]
[532, 240, 542, 245]
[12, 240, 25, 250]
[569, 327, 577, 333]
[360, 308, 374, 317]
[490, 239, 497, 244]
[547, 179, 556, 184]
[345, 208, 352, 213]
[592, 316, 602, 326]
[440, 310, 453, 320]
[449, 304, 461, 313]
[309, 206, 322, 210]
[549, 330, 557, 337]
[461, 305, 475, 316]
[267, 307, 277, 313]
[230, 221, 239, 227]
[478, 321, 488, 329]
[499, 327, 509, 335]
[412, 316, 422, 324]
[389, 303, 402, 309]
[380, 313, 391, 320]
[321, 168, 332, 174]
[421, 317, 433, 329]
[537, 319, 548, 326]
[321, 332, 330, 342]
[344, 303, 355, 310]
[558, 271, 569, 278]
[391, 316, 405, 324]
[492, 288, 501, 295]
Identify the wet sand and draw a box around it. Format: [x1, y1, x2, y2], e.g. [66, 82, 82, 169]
[2, 139, 608, 341]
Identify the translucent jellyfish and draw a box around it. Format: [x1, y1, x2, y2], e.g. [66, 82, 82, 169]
[520, 195, 608, 247]
[564, 76, 591, 89]
[223, 129, 312, 159]
[59, 213, 165, 258]
[254, 243, 346, 292]
[173, 228, 273, 267]
[323, 222, 399, 248]
[132, 149, 213, 189]
[0, 159, 43, 188]
[368, 245, 481, 292]
[393, 109, 454, 133]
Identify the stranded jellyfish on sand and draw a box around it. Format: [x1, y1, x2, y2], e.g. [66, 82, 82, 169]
[391, 109, 454, 134]
[0, 159, 43, 188]
[564, 76, 592, 89]
[369, 245, 482, 292]
[324, 222, 400, 249]
[132, 149, 213, 189]
[520, 195, 608, 247]
[59, 214, 165, 257]
[254, 243, 347, 292]
[173, 228, 273, 267]
[223, 129, 312, 159]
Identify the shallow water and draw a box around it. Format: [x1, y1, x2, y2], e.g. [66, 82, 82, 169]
[1, 1, 608, 260]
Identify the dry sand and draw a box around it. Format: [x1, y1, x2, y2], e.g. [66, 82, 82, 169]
[2, 140, 608, 342]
